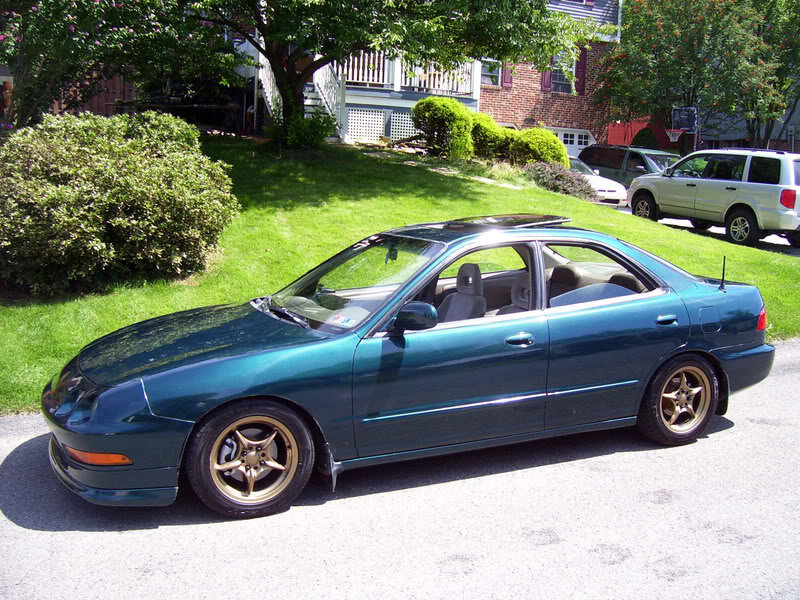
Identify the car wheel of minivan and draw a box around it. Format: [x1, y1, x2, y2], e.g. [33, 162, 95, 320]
[690, 219, 712, 230]
[789, 233, 800, 248]
[725, 209, 761, 245]
[632, 192, 659, 221]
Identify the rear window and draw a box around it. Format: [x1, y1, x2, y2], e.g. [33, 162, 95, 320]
[748, 157, 781, 184]
[794, 160, 800, 185]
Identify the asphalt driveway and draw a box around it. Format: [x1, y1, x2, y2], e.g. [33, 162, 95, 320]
[1, 340, 798, 600]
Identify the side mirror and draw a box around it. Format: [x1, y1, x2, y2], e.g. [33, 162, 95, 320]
[392, 301, 438, 332]
[635, 165, 647, 173]
[663, 167, 673, 177]
[593, 169, 600, 175]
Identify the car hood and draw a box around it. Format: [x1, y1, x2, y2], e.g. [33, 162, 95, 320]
[78, 302, 324, 387]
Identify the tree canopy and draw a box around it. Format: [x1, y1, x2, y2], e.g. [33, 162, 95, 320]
[594, 0, 799, 148]
[188, 0, 603, 124]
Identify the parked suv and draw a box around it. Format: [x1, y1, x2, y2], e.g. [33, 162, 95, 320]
[627, 148, 800, 246]
[578, 145, 679, 190]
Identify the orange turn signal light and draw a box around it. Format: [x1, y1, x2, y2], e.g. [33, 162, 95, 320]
[64, 445, 133, 466]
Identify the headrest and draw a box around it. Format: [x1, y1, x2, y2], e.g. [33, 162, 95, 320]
[551, 265, 580, 285]
[456, 263, 483, 296]
[511, 272, 530, 309]
[609, 272, 640, 292]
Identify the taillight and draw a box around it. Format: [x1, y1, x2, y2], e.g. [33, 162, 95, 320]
[780, 189, 796, 209]
[757, 306, 767, 331]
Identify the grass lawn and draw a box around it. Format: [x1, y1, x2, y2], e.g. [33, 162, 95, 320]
[2, 136, 798, 413]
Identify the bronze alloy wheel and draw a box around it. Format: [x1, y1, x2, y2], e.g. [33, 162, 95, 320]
[658, 365, 711, 435]
[209, 416, 299, 505]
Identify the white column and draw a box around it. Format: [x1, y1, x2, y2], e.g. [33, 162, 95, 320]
[471, 60, 482, 109]
[392, 58, 403, 92]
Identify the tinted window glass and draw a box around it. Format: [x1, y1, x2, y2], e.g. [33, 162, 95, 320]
[644, 153, 678, 172]
[625, 152, 646, 172]
[596, 148, 625, 169]
[705, 155, 746, 181]
[795, 160, 800, 185]
[580, 147, 599, 164]
[748, 157, 781, 184]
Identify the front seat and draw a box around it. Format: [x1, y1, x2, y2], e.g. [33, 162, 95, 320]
[548, 265, 580, 305]
[438, 263, 487, 322]
[497, 272, 531, 315]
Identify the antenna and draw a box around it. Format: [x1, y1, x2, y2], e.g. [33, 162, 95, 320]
[719, 256, 726, 292]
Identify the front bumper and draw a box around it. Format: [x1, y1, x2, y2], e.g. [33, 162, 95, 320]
[48, 436, 178, 507]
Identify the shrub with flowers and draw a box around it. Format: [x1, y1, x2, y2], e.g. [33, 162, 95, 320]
[0, 112, 240, 295]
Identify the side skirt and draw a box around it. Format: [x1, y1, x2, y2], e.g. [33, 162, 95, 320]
[337, 416, 637, 474]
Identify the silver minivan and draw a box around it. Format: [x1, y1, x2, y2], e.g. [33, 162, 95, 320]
[627, 149, 800, 246]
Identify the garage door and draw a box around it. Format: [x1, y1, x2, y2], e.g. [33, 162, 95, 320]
[548, 128, 596, 157]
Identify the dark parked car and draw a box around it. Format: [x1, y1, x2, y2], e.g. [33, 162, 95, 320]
[42, 215, 774, 518]
[579, 144, 679, 190]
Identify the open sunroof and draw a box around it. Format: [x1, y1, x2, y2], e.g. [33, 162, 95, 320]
[444, 214, 571, 230]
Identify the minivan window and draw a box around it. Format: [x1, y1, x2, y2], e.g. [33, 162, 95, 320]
[794, 160, 800, 185]
[748, 156, 781, 184]
[644, 153, 677, 172]
[599, 148, 626, 170]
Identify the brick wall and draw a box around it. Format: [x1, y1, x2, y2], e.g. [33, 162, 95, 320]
[480, 43, 610, 143]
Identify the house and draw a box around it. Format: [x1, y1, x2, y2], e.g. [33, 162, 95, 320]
[249, 0, 621, 155]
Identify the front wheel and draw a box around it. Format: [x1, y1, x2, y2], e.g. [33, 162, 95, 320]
[636, 355, 719, 446]
[185, 400, 314, 518]
[632, 193, 659, 221]
[725, 209, 761, 245]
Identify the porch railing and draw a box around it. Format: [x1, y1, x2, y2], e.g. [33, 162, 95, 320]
[312, 63, 347, 138]
[401, 62, 473, 96]
[335, 50, 393, 88]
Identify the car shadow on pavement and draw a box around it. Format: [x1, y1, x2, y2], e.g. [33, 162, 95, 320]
[1, 418, 733, 531]
[294, 416, 734, 507]
[662, 223, 800, 257]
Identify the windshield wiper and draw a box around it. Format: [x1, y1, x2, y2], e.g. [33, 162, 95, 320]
[265, 296, 311, 329]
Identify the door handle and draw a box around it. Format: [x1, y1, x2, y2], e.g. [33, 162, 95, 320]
[505, 332, 534, 347]
[656, 314, 678, 325]
[686, 183, 697, 187]
[725, 186, 737, 191]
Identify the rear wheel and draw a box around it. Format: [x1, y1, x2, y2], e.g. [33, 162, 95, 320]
[690, 219, 712, 230]
[725, 209, 761, 245]
[632, 192, 659, 221]
[788, 233, 800, 248]
[637, 355, 719, 446]
[185, 399, 314, 518]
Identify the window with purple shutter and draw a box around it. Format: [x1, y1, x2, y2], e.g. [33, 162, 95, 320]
[501, 64, 513, 88]
[575, 49, 588, 96]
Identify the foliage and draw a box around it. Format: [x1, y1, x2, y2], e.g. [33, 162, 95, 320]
[471, 113, 518, 160]
[2, 137, 797, 412]
[0, 113, 239, 295]
[523, 161, 598, 201]
[187, 0, 603, 130]
[0, 1, 248, 128]
[509, 128, 569, 167]
[411, 97, 474, 158]
[595, 0, 777, 149]
[286, 109, 338, 149]
[631, 127, 660, 149]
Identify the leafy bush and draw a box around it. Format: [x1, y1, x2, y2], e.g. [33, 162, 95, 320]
[471, 112, 517, 160]
[286, 108, 338, 149]
[411, 97, 474, 158]
[0, 112, 239, 295]
[631, 127, 659, 149]
[509, 127, 569, 167]
[524, 161, 598, 201]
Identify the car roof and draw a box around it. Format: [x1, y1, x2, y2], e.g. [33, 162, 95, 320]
[386, 214, 607, 245]
[684, 148, 800, 159]
[582, 144, 678, 156]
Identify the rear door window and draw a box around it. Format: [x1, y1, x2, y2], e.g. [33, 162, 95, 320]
[705, 155, 747, 181]
[794, 160, 800, 185]
[748, 157, 781, 184]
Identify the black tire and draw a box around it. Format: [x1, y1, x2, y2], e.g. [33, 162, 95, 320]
[725, 209, 761, 245]
[185, 399, 314, 518]
[690, 219, 712, 230]
[789, 233, 800, 248]
[632, 192, 659, 221]
[636, 355, 719, 446]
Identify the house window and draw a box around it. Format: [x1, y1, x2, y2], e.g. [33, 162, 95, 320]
[481, 60, 501, 86]
[577, 133, 590, 146]
[562, 132, 575, 145]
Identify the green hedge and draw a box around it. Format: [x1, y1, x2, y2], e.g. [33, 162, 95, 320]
[411, 96, 474, 158]
[631, 127, 660, 149]
[471, 113, 517, 160]
[509, 127, 569, 167]
[0, 112, 239, 295]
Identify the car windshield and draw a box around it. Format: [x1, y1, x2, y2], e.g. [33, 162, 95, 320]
[645, 153, 678, 172]
[268, 235, 444, 334]
[569, 157, 595, 175]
